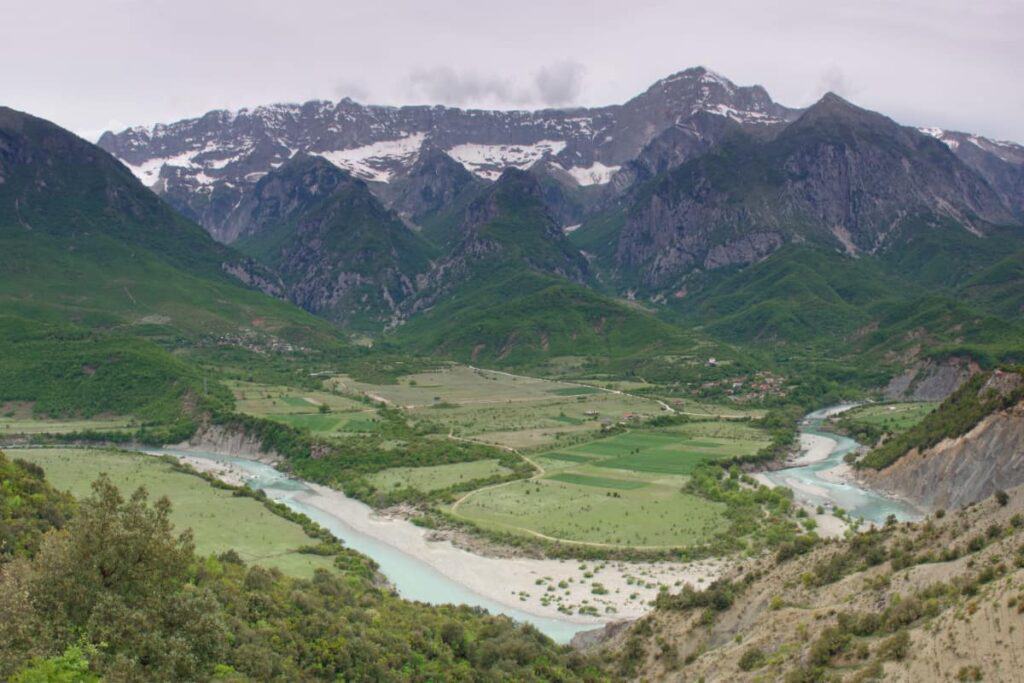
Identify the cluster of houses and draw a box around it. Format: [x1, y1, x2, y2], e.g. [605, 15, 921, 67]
[700, 371, 788, 403]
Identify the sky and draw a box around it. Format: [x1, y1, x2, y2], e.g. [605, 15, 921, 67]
[2, 0, 1022, 143]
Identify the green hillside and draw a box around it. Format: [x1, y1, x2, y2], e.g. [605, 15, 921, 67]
[393, 267, 694, 366]
[0, 107, 340, 346]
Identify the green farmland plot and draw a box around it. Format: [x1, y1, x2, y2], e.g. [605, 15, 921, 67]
[558, 431, 767, 475]
[453, 476, 727, 547]
[369, 459, 512, 493]
[9, 448, 336, 578]
[546, 472, 648, 489]
[451, 420, 770, 548]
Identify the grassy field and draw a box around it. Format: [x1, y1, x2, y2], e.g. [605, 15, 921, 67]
[838, 402, 937, 432]
[453, 475, 727, 547]
[226, 380, 380, 437]
[328, 365, 665, 449]
[0, 413, 134, 435]
[368, 459, 511, 493]
[451, 419, 769, 548]
[9, 448, 335, 578]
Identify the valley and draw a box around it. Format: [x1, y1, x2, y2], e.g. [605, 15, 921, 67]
[2, 28, 1024, 680]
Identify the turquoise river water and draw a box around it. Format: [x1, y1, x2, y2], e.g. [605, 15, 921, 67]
[148, 407, 918, 643]
[759, 405, 922, 525]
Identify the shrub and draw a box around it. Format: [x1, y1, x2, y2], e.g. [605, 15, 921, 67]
[738, 647, 765, 671]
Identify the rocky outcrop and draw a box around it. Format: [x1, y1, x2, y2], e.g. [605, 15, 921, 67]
[883, 356, 981, 401]
[378, 146, 481, 226]
[864, 371, 1024, 510]
[402, 168, 589, 315]
[614, 94, 1014, 289]
[173, 424, 282, 464]
[228, 155, 433, 329]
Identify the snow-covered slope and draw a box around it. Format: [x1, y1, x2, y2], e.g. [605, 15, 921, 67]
[98, 67, 802, 241]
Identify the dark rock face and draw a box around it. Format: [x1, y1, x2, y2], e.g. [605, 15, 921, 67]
[380, 147, 480, 225]
[613, 94, 1014, 289]
[403, 168, 589, 315]
[923, 128, 1024, 217]
[97, 67, 801, 239]
[610, 110, 745, 194]
[230, 155, 432, 329]
[222, 153, 354, 243]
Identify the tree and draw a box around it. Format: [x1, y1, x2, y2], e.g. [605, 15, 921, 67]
[1, 477, 228, 680]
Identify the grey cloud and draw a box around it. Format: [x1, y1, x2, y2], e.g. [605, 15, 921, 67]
[534, 62, 586, 106]
[407, 62, 587, 109]
[814, 65, 859, 100]
[333, 80, 370, 102]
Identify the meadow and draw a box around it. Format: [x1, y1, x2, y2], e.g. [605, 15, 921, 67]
[451, 419, 771, 548]
[0, 402, 134, 435]
[838, 401, 937, 432]
[328, 365, 664, 449]
[9, 447, 336, 578]
[225, 379, 381, 436]
[368, 459, 511, 493]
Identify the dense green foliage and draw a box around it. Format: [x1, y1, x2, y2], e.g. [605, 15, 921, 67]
[858, 369, 1024, 469]
[217, 409, 521, 506]
[0, 317, 231, 432]
[0, 463, 597, 681]
[0, 452, 75, 563]
[394, 267, 695, 366]
[0, 109, 339, 346]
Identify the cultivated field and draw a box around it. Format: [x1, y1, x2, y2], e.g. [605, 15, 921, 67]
[838, 401, 937, 432]
[226, 379, 380, 436]
[0, 401, 134, 435]
[368, 459, 511, 493]
[10, 448, 336, 578]
[328, 365, 665, 449]
[451, 419, 770, 548]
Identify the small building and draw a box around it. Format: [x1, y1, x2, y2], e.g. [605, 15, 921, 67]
[707, 357, 717, 367]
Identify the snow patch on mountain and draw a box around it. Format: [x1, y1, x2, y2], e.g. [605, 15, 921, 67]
[447, 140, 567, 180]
[918, 127, 960, 150]
[316, 133, 426, 183]
[122, 151, 197, 186]
[564, 162, 620, 186]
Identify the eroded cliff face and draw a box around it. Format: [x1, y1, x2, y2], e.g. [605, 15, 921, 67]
[861, 388, 1024, 511]
[173, 424, 281, 464]
[883, 357, 981, 401]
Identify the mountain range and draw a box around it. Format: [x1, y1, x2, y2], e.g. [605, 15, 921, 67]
[3, 67, 1022, 388]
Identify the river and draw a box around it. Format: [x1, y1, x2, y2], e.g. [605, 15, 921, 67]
[147, 447, 607, 644]
[144, 406, 917, 643]
[758, 405, 923, 525]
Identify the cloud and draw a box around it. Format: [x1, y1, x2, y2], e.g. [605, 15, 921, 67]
[814, 65, 859, 99]
[333, 80, 370, 102]
[534, 61, 586, 106]
[407, 61, 586, 108]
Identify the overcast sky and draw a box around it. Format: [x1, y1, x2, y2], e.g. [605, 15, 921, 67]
[2, 0, 1021, 142]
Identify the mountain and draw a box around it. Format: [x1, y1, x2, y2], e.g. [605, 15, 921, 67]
[602, 93, 1016, 291]
[392, 169, 690, 364]
[96, 67, 801, 239]
[374, 146, 483, 228]
[231, 154, 434, 330]
[919, 127, 1024, 216]
[609, 110, 746, 193]
[403, 168, 588, 313]
[0, 106, 336, 346]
